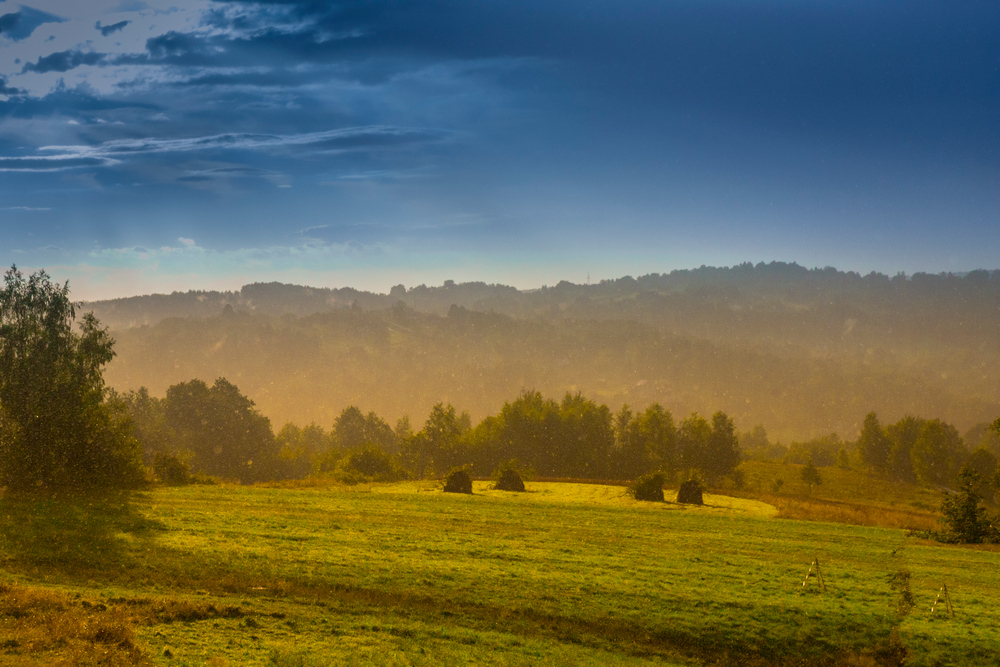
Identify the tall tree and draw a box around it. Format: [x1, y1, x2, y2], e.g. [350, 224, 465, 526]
[704, 412, 741, 484]
[404, 403, 470, 477]
[0, 266, 144, 491]
[886, 416, 924, 482]
[558, 392, 614, 478]
[465, 390, 561, 477]
[856, 412, 891, 476]
[332, 406, 397, 452]
[119, 386, 172, 460]
[636, 403, 678, 474]
[678, 413, 711, 475]
[911, 419, 965, 487]
[163, 378, 278, 483]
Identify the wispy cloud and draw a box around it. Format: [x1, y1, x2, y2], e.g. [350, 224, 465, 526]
[0, 126, 448, 172]
[2, 206, 52, 211]
[46, 125, 445, 156]
[0, 155, 119, 172]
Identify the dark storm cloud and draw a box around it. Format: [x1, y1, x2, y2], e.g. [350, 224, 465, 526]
[0, 6, 64, 42]
[188, 0, 1000, 145]
[0, 12, 19, 34]
[0, 76, 22, 96]
[22, 50, 106, 74]
[97, 20, 130, 36]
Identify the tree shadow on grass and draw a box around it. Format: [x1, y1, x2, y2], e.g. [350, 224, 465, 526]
[0, 490, 166, 578]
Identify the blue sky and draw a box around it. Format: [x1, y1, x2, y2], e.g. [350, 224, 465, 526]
[1, 0, 998, 300]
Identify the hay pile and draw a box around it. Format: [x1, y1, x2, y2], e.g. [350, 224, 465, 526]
[677, 479, 704, 505]
[630, 472, 666, 502]
[443, 468, 473, 494]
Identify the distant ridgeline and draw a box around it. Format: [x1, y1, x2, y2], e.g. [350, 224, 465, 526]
[85, 263, 1000, 330]
[92, 263, 1000, 442]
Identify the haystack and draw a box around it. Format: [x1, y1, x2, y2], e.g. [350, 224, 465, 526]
[677, 479, 704, 505]
[443, 468, 473, 494]
[630, 472, 666, 502]
[494, 467, 525, 492]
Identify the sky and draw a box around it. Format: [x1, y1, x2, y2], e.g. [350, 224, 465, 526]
[0, 0, 998, 300]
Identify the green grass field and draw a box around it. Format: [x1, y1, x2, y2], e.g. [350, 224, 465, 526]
[0, 480, 997, 666]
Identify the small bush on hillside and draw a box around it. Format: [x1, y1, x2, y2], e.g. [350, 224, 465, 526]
[152, 451, 191, 486]
[677, 479, 704, 505]
[443, 467, 473, 494]
[936, 467, 998, 544]
[801, 458, 823, 488]
[629, 472, 666, 502]
[492, 460, 527, 491]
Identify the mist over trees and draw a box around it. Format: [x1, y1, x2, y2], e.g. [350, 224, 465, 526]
[93, 263, 1000, 443]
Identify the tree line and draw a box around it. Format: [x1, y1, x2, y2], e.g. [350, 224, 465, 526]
[119, 382, 743, 486]
[2, 266, 996, 497]
[856, 412, 1000, 494]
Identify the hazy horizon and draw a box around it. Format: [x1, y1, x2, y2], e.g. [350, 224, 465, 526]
[71, 261, 1000, 304]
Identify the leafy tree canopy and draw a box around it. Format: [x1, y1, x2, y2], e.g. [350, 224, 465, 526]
[163, 377, 278, 483]
[801, 458, 823, 487]
[0, 266, 144, 492]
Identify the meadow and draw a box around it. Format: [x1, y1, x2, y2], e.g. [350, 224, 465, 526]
[0, 479, 997, 666]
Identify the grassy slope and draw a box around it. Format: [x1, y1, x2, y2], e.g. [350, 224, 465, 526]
[0, 482, 997, 666]
[736, 462, 943, 530]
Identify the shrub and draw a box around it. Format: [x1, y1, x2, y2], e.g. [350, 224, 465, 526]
[629, 472, 666, 502]
[344, 444, 408, 481]
[801, 458, 823, 488]
[328, 443, 409, 485]
[938, 467, 997, 543]
[152, 451, 191, 486]
[443, 467, 473, 494]
[677, 479, 704, 505]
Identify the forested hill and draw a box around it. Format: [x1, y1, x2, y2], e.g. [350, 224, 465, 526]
[93, 263, 1000, 442]
[86, 263, 1000, 336]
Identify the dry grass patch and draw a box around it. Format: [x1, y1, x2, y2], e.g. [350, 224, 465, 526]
[762, 494, 938, 530]
[0, 582, 150, 666]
